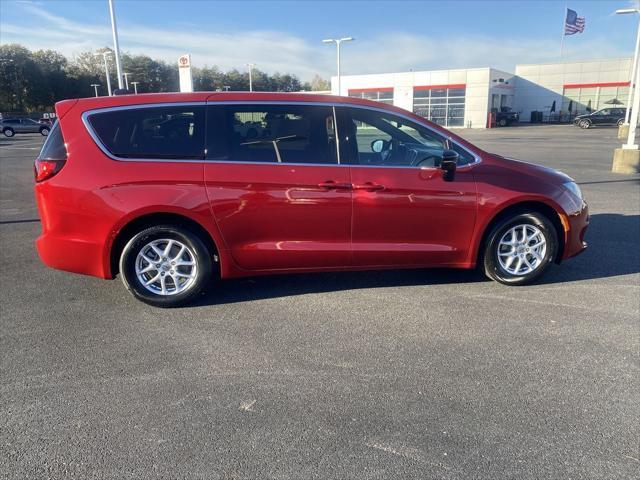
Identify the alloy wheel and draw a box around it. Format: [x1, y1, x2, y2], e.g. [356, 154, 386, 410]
[135, 239, 197, 295]
[497, 224, 547, 276]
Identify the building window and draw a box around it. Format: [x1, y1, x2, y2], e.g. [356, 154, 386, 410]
[561, 84, 629, 116]
[349, 89, 394, 105]
[413, 85, 466, 127]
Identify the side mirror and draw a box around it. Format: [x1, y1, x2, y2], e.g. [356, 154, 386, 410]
[371, 139, 388, 153]
[440, 149, 458, 181]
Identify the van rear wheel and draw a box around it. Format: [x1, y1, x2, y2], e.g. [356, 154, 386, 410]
[119, 225, 212, 307]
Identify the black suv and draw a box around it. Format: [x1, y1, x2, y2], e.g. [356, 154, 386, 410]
[492, 107, 519, 127]
[573, 108, 626, 129]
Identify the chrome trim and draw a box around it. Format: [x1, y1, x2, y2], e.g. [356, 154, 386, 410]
[81, 100, 482, 169]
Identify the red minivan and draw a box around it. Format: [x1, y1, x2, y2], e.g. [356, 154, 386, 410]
[34, 92, 588, 307]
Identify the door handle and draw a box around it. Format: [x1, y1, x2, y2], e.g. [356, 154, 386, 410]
[318, 181, 353, 190]
[353, 182, 385, 191]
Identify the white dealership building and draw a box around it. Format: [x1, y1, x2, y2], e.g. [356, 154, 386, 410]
[331, 58, 631, 129]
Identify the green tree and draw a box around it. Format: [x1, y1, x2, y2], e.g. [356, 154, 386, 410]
[0, 44, 41, 112]
[0, 43, 315, 113]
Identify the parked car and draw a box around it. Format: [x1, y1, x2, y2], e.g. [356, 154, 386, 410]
[573, 107, 626, 128]
[1, 118, 51, 137]
[493, 107, 519, 127]
[34, 93, 588, 307]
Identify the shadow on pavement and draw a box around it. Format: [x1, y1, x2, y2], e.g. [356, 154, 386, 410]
[193, 213, 639, 306]
[540, 213, 640, 285]
[195, 267, 485, 306]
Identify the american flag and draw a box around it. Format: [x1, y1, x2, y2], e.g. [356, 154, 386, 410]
[564, 8, 586, 35]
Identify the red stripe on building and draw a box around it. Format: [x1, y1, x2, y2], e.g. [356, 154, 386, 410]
[413, 84, 466, 91]
[563, 81, 630, 89]
[348, 87, 394, 94]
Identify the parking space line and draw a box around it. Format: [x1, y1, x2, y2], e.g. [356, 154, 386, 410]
[0, 146, 41, 150]
[471, 293, 638, 315]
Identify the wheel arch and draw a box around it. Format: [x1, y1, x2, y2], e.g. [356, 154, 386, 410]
[476, 201, 566, 266]
[108, 212, 222, 279]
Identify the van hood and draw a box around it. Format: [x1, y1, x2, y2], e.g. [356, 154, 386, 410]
[489, 153, 574, 183]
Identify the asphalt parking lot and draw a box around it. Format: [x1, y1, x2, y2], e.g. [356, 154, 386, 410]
[1, 126, 638, 479]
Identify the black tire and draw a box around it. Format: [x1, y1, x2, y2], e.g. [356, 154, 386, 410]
[617, 118, 624, 127]
[498, 118, 508, 127]
[3, 128, 15, 137]
[40, 127, 50, 136]
[482, 212, 558, 286]
[579, 119, 591, 129]
[119, 225, 213, 307]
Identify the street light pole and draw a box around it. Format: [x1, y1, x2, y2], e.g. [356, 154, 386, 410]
[615, 8, 640, 146]
[624, 56, 640, 149]
[131, 81, 139, 94]
[108, 0, 124, 89]
[96, 52, 112, 96]
[91, 84, 100, 97]
[617, 8, 640, 125]
[612, 7, 640, 172]
[246, 63, 255, 92]
[322, 37, 354, 96]
[123, 72, 131, 90]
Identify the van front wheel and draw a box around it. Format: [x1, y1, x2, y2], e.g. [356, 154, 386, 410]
[483, 212, 558, 285]
[119, 225, 212, 307]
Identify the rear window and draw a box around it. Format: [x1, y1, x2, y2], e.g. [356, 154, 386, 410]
[87, 105, 205, 160]
[38, 122, 67, 160]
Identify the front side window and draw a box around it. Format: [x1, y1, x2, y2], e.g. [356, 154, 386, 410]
[87, 105, 205, 159]
[207, 105, 337, 164]
[340, 107, 474, 167]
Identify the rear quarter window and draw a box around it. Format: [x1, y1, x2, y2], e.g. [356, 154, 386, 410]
[86, 105, 205, 160]
[38, 122, 67, 160]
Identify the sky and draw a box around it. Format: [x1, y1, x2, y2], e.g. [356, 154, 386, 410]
[0, 0, 637, 80]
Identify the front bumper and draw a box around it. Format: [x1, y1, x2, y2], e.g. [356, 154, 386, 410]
[562, 201, 589, 260]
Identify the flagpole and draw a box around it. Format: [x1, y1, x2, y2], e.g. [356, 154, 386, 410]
[560, 4, 567, 57]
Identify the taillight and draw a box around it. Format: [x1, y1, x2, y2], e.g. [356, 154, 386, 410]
[34, 159, 65, 182]
[34, 121, 67, 182]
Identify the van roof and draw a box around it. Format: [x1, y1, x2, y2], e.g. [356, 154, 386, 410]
[60, 91, 392, 113]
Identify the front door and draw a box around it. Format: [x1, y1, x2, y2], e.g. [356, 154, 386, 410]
[203, 104, 352, 271]
[590, 109, 611, 125]
[337, 106, 477, 267]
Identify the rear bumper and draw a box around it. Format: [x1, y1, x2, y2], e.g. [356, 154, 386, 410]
[36, 233, 109, 278]
[34, 182, 111, 279]
[562, 201, 589, 260]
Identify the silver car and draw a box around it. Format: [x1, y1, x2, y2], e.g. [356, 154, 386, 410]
[1, 118, 51, 137]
